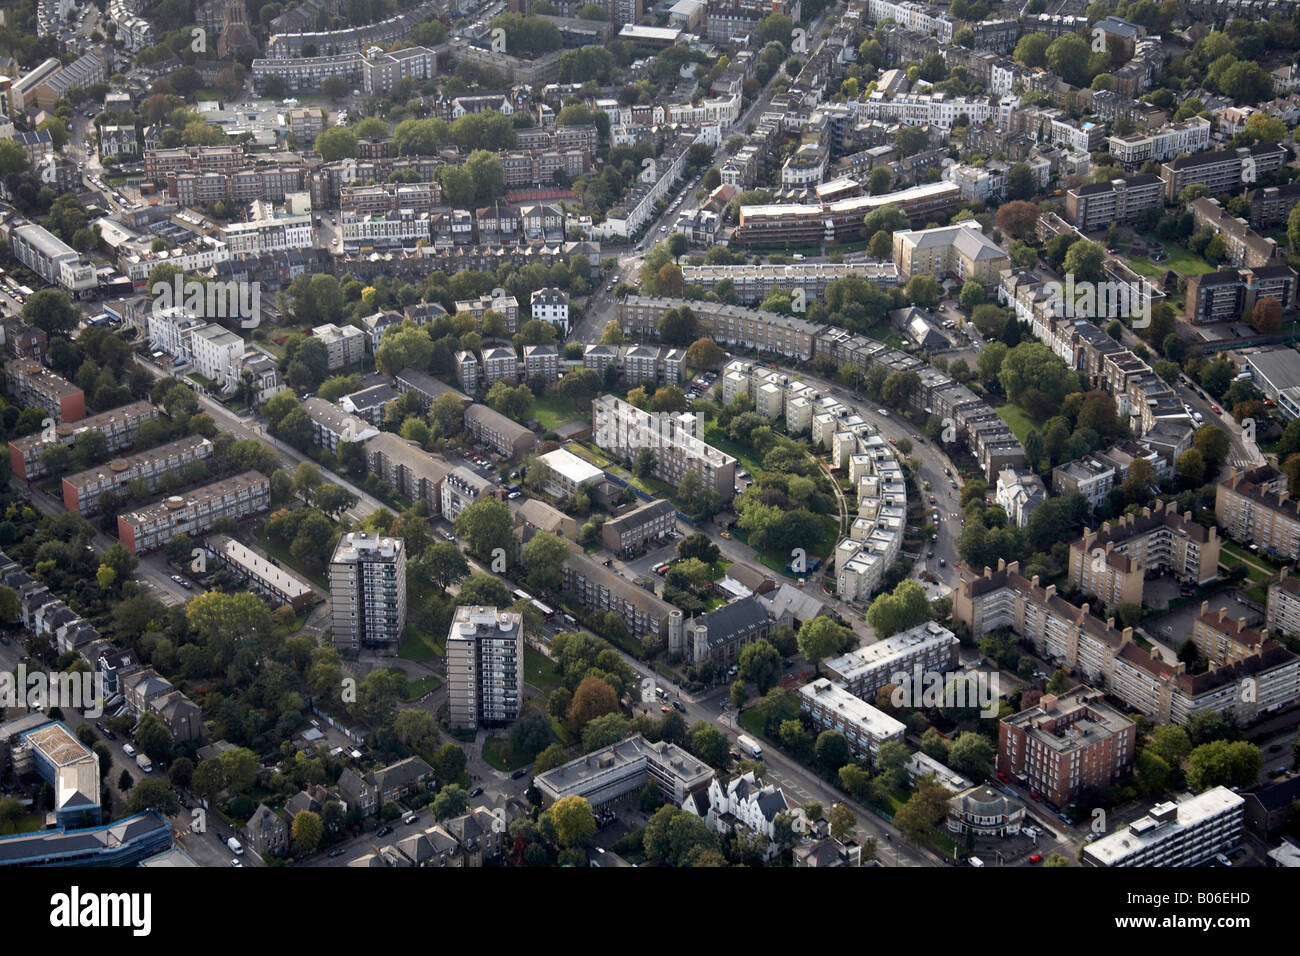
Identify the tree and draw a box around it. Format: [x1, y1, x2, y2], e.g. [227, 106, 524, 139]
[1147, 725, 1191, 769]
[866, 579, 931, 637]
[1192, 425, 1230, 476]
[814, 730, 850, 772]
[434, 784, 470, 820]
[738, 639, 781, 694]
[688, 722, 729, 768]
[1186, 740, 1262, 791]
[127, 778, 179, 815]
[685, 338, 725, 370]
[599, 320, 626, 345]
[420, 541, 470, 591]
[582, 712, 631, 752]
[454, 497, 515, 564]
[1062, 239, 1105, 285]
[315, 126, 358, 161]
[893, 777, 950, 843]
[677, 532, 720, 564]
[828, 803, 856, 841]
[24, 289, 80, 336]
[1046, 33, 1090, 85]
[1251, 296, 1283, 334]
[797, 616, 847, 665]
[567, 676, 619, 734]
[511, 709, 553, 757]
[948, 731, 994, 779]
[547, 794, 597, 847]
[522, 531, 570, 593]
[995, 200, 1040, 239]
[292, 810, 324, 853]
[1014, 32, 1051, 68]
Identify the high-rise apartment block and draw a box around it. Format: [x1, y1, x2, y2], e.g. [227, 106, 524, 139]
[329, 533, 407, 652]
[446, 605, 524, 730]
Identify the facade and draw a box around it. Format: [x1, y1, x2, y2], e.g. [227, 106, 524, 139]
[446, 606, 524, 730]
[592, 394, 736, 501]
[680, 595, 771, 666]
[1065, 175, 1163, 231]
[312, 323, 366, 371]
[798, 678, 906, 763]
[823, 620, 958, 702]
[62, 435, 213, 516]
[205, 534, 314, 610]
[11, 223, 97, 294]
[117, 471, 270, 555]
[0, 811, 171, 867]
[10, 401, 157, 481]
[5, 360, 84, 423]
[464, 403, 539, 460]
[1192, 603, 1268, 666]
[328, 533, 407, 652]
[1160, 142, 1289, 203]
[1216, 465, 1300, 560]
[537, 448, 603, 500]
[892, 221, 1011, 287]
[997, 686, 1137, 808]
[947, 785, 1026, 838]
[995, 468, 1047, 528]
[1083, 787, 1244, 867]
[364, 432, 453, 514]
[530, 287, 570, 335]
[440, 466, 495, 524]
[600, 498, 676, 553]
[1184, 267, 1298, 325]
[1266, 568, 1300, 639]
[562, 551, 676, 642]
[17, 722, 101, 829]
[618, 295, 824, 362]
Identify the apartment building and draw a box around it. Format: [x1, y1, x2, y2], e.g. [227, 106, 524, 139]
[617, 295, 826, 362]
[1067, 501, 1220, 606]
[394, 367, 471, 412]
[1266, 569, 1300, 639]
[530, 287, 570, 336]
[537, 448, 603, 500]
[600, 498, 676, 554]
[1192, 603, 1269, 666]
[823, 620, 959, 702]
[9, 401, 157, 481]
[204, 533, 314, 610]
[996, 468, 1047, 528]
[1161, 142, 1289, 203]
[440, 466, 495, 524]
[523, 344, 560, 385]
[464, 403, 538, 460]
[5, 359, 85, 424]
[561, 550, 676, 642]
[592, 394, 736, 501]
[1065, 175, 1163, 232]
[189, 325, 246, 391]
[117, 471, 271, 555]
[582, 343, 688, 386]
[481, 346, 520, 387]
[1184, 266, 1298, 324]
[1052, 455, 1115, 511]
[364, 432, 453, 515]
[302, 397, 379, 453]
[455, 293, 520, 335]
[892, 221, 1011, 287]
[338, 383, 398, 425]
[680, 262, 900, 305]
[1216, 465, 1300, 560]
[3, 321, 47, 364]
[454, 351, 481, 393]
[1189, 197, 1286, 269]
[1083, 787, 1244, 867]
[997, 686, 1136, 807]
[446, 605, 524, 730]
[734, 181, 962, 247]
[62, 435, 213, 516]
[312, 324, 366, 371]
[1248, 182, 1300, 228]
[798, 678, 906, 763]
[1107, 117, 1211, 168]
[535, 734, 714, 809]
[329, 533, 407, 652]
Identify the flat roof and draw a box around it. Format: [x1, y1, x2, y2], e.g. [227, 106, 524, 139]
[539, 448, 603, 486]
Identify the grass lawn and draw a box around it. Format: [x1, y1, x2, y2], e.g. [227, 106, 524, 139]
[482, 736, 535, 772]
[400, 675, 440, 701]
[397, 621, 445, 661]
[1128, 245, 1216, 277]
[530, 395, 588, 431]
[0, 813, 42, 836]
[737, 707, 766, 737]
[1219, 553, 1268, 583]
[996, 403, 1039, 446]
[524, 645, 562, 692]
[1245, 585, 1269, 605]
[702, 419, 766, 478]
[255, 529, 330, 589]
[569, 442, 613, 468]
[1223, 540, 1288, 572]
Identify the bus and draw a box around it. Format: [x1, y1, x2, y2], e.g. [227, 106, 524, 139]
[512, 588, 532, 604]
[531, 600, 555, 622]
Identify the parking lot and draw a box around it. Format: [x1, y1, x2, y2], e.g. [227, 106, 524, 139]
[1144, 589, 1262, 659]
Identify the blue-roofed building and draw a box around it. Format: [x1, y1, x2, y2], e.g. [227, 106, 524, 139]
[0, 811, 171, 867]
[17, 722, 101, 829]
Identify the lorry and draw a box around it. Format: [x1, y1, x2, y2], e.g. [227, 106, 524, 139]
[227, 837, 244, 855]
[736, 734, 763, 759]
[135, 753, 153, 773]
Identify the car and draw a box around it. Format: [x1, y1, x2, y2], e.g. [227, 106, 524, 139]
[888, 436, 896, 445]
[403, 813, 419, 825]
[1030, 792, 1043, 802]
[1029, 853, 1043, 864]
[508, 491, 521, 499]
[230, 858, 244, 867]
[1269, 743, 1284, 752]
[929, 496, 936, 504]
[721, 530, 732, 539]
[950, 481, 958, 490]
[877, 408, 889, 417]
[661, 704, 672, 713]
[170, 574, 184, 584]
[927, 551, 933, 559]
[96, 723, 115, 740]
[511, 768, 530, 779]
[997, 771, 1009, 782]
[938, 558, 946, 567]
[328, 847, 346, 858]
[931, 533, 938, 541]
[468, 786, 484, 798]
[180, 580, 192, 590]
[1215, 853, 1233, 867]
[673, 700, 686, 712]
[376, 825, 394, 837]
[1210, 404, 1221, 414]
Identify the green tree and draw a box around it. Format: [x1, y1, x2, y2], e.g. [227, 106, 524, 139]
[292, 810, 324, 853]
[738, 639, 781, 694]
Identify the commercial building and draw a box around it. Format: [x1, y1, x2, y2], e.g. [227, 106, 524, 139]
[5, 360, 84, 423]
[15, 722, 101, 829]
[1216, 465, 1300, 560]
[946, 785, 1026, 838]
[446, 605, 524, 730]
[1083, 787, 1244, 867]
[10, 401, 157, 481]
[537, 448, 603, 500]
[117, 471, 270, 555]
[562, 550, 676, 642]
[823, 620, 959, 702]
[329, 533, 407, 652]
[1243, 347, 1300, 419]
[600, 498, 676, 553]
[798, 678, 906, 763]
[464, 403, 538, 460]
[592, 394, 736, 501]
[892, 221, 1011, 287]
[1067, 501, 1220, 607]
[997, 686, 1136, 807]
[204, 533, 314, 610]
[62, 435, 213, 516]
[0, 811, 171, 867]
[534, 734, 714, 809]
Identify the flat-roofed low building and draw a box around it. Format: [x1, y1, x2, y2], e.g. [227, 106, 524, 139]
[0, 810, 171, 867]
[600, 498, 676, 554]
[62, 435, 213, 516]
[537, 447, 603, 499]
[312, 323, 365, 371]
[535, 733, 714, 809]
[1083, 787, 1244, 867]
[205, 533, 314, 610]
[117, 471, 271, 555]
[17, 721, 101, 829]
[798, 678, 906, 763]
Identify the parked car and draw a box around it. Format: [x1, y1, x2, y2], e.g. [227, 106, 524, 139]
[1029, 853, 1043, 864]
[328, 847, 346, 858]
[376, 825, 393, 837]
[673, 700, 686, 712]
[510, 768, 530, 779]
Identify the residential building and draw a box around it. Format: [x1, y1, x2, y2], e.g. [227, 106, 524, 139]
[687, 771, 791, 846]
[10, 401, 157, 481]
[1065, 175, 1163, 231]
[338, 383, 398, 425]
[530, 287, 570, 335]
[1266, 568, 1300, 638]
[117, 471, 270, 555]
[312, 323, 365, 371]
[61, 435, 213, 516]
[1192, 603, 1269, 666]
[823, 620, 959, 702]
[329, 533, 407, 652]
[204, 534, 314, 610]
[892, 221, 1012, 287]
[395, 367, 471, 411]
[600, 498, 676, 553]
[617, 296, 826, 361]
[1216, 465, 1300, 560]
[535, 734, 714, 809]
[11, 223, 96, 294]
[16, 722, 101, 829]
[364, 432, 453, 514]
[515, 498, 580, 542]
[1189, 197, 1286, 269]
[523, 344, 560, 385]
[1052, 455, 1115, 511]
[440, 466, 494, 524]
[446, 605, 524, 730]
[562, 550, 676, 642]
[592, 394, 736, 501]
[997, 686, 1137, 807]
[1184, 266, 1298, 325]
[464, 403, 538, 460]
[455, 351, 481, 393]
[244, 804, 288, 857]
[1160, 143, 1289, 203]
[1083, 787, 1244, 867]
[5, 360, 84, 423]
[798, 678, 906, 763]
[995, 468, 1047, 528]
[302, 397, 379, 452]
[537, 448, 603, 500]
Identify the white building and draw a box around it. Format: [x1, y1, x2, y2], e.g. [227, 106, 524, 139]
[798, 678, 906, 762]
[188, 324, 246, 391]
[440, 466, 494, 523]
[1083, 787, 1244, 867]
[530, 287, 569, 336]
[995, 468, 1048, 528]
[688, 771, 791, 848]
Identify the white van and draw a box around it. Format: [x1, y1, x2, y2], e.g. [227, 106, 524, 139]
[968, 856, 985, 868]
[227, 837, 244, 855]
[122, 743, 136, 758]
